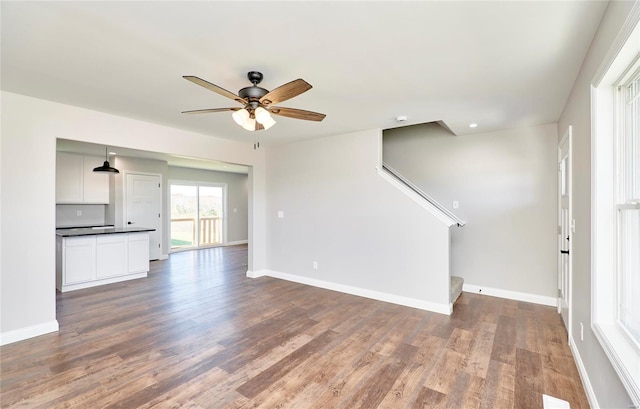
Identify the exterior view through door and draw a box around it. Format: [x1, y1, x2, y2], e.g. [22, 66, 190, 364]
[170, 183, 225, 250]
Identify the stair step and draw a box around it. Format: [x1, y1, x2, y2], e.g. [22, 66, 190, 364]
[450, 276, 464, 303]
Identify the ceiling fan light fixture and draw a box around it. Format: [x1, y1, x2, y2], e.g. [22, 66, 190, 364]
[232, 108, 250, 126]
[261, 116, 276, 130]
[254, 107, 271, 125]
[242, 117, 257, 131]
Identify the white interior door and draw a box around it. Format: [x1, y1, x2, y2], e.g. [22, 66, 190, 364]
[558, 127, 572, 336]
[126, 173, 162, 260]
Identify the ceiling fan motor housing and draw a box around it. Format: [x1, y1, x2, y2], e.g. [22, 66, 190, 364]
[239, 85, 268, 100]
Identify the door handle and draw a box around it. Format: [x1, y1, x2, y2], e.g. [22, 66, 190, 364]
[560, 250, 569, 254]
[127, 221, 134, 225]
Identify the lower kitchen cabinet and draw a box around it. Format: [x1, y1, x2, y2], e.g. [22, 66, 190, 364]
[128, 233, 150, 273]
[56, 232, 150, 292]
[62, 236, 96, 285]
[96, 235, 128, 279]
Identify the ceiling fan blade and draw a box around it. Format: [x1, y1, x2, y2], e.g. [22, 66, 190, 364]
[260, 79, 312, 106]
[183, 76, 247, 105]
[181, 107, 240, 114]
[269, 107, 326, 122]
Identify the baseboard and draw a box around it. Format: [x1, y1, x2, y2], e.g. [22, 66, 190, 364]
[246, 269, 268, 278]
[226, 240, 248, 246]
[570, 336, 600, 408]
[462, 283, 556, 307]
[0, 320, 59, 346]
[158, 254, 169, 260]
[250, 269, 452, 315]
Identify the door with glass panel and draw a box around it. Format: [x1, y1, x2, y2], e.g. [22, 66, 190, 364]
[170, 183, 225, 250]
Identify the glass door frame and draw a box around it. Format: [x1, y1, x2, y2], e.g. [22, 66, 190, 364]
[169, 180, 227, 252]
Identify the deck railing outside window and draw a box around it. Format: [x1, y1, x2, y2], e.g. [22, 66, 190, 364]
[170, 217, 222, 248]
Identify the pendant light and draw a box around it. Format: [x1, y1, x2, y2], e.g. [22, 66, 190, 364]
[93, 147, 119, 173]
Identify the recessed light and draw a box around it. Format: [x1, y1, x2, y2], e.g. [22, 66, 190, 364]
[396, 116, 408, 123]
[469, 123, 478, 128]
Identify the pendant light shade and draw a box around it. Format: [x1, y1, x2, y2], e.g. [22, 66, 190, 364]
[93, 147, 119, 173]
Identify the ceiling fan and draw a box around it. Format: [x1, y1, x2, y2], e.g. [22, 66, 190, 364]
[182, 71, 326, 131]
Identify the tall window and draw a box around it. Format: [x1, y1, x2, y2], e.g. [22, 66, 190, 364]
[619, 75, 640, 345]
[593, 20, 640, 404]
[170, 182, 226, 250]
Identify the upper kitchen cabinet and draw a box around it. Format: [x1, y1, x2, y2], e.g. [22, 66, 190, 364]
[56, 152, 110, 204]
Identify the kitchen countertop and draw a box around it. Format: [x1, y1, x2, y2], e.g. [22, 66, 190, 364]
[56, 227, 155, 237]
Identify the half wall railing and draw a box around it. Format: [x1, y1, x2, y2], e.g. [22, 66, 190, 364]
[381, 162, 466, 227]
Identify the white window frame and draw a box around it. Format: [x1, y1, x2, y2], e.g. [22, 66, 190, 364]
[169, 180, 228, 251]
[591, 9, 640, 406]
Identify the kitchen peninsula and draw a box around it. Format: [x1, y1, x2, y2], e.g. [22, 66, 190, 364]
[56, 226, 155, 292]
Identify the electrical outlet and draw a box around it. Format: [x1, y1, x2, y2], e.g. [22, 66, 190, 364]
[453, 201, 459, 209]
[312, 261, 318, 270]
[580, 322, 584, 341]
[277, 211, 284, 219]
[76, 210, 82, 216]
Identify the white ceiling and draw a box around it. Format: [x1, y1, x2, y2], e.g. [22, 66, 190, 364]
[2, 1, 608, 148]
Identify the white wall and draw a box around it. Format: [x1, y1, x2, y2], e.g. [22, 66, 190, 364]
[0, 91, 266, 344]
[168, 166, 248, 244]
[558, 1, 636, 407]
[383, 123, 558, 300]
[264, 129, 452, 312]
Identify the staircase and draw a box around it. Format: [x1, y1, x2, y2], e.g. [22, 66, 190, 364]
[378, 161, 466, 311]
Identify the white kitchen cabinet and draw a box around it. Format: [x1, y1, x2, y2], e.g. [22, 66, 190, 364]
[128, 233, 150, 273]
[56, 152, 109, 204]
[56, 231, 150, 292]
[96, 235, 128, 278]
[59, 236, 96, 285]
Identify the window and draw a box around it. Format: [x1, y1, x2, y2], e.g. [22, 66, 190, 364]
[618, 75, 640, 346]
[170, 182, 226, 250]
[592, 17, 640, 405]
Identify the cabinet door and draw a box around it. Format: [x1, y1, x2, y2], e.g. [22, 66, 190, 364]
[83, 156, 110, 204]
[64, 237, 96, 284]
[96, 235, 127, 278]
[56, 153, 83, 204]
[128, 233, 149, 273]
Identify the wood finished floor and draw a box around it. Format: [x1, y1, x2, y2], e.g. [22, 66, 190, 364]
[0, 245, 589, 408]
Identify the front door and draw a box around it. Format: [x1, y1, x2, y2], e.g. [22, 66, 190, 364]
[558, 127, 572, 336]
[126, 173, 162, 260]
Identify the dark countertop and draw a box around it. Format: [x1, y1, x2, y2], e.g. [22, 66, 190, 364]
[56, 227, 155, 237]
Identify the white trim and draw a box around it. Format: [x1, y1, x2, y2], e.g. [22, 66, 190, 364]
[376, 167, 458, 227]
[570, 335, 601, 409]
[246, 269, 267, 278]
[158, 254, 169, 260]
[225, 240, 248, 246]
[247, 269, 452, 315]
[593, 323, 640, 406]
[592, 1, 640, 87]
[0, 320, 59, 346]
[59, 272, 147, 293]
[462, 283, 556, 307]
[542, 395, 570, 409]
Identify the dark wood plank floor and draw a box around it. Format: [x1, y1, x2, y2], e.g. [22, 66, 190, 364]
[0, 245, 589, 408]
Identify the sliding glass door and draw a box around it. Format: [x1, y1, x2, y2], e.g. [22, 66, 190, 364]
[170, 182, 225, 250]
